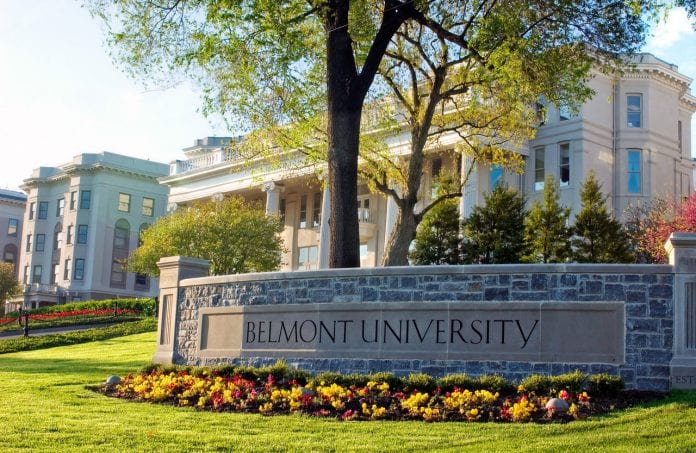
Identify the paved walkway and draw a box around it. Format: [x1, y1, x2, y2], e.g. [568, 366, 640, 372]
[0, 324, 118, 340]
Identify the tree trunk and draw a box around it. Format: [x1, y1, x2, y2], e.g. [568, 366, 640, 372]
[382, 200, 418, 266]
[325, 1, 362, 268]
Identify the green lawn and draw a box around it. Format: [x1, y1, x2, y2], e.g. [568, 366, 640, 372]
[0, 333, 695, 452]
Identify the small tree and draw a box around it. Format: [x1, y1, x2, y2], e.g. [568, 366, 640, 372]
[409, 177, 462, 265]
[128, 196, 284, 276]
[0, 263, 21, 314]
[461, 185, 527, 264]
[626, 192, 696, 263]
[572, 173, 633, 263]
[523, 175, 572, 263]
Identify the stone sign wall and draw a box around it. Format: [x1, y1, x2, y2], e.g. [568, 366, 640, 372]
[155, 259, 678, 391]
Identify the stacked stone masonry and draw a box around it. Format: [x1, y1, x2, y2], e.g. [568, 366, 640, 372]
[171, 264, 674, 392]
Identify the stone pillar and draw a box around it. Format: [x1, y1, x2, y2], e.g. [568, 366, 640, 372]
[262, 181, 284, 215]
[665, 232, 696, 389]
[317, 184, 331, 269]
[152, 256, 210, 364]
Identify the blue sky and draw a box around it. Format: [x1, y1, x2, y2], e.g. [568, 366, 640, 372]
[0, 1, 694, 192]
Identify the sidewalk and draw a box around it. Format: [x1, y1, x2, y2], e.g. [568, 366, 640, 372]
[0, 324, 118, 340]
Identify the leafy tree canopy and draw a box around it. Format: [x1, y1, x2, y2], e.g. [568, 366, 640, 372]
[127, 196, 284, 276]
[0, 262, 21, 312]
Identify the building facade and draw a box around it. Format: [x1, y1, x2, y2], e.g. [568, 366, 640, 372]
[161, 54, 696, 272]
[0, 189, 27, 278]
[18, 152, 169, 308]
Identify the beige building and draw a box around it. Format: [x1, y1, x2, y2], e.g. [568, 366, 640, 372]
[161, 53, 696, 271]
[18, 152, 169, 308]
[0, 189, 26, 278]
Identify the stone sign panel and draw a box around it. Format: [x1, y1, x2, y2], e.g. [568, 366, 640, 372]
[198, 301, 624, 364]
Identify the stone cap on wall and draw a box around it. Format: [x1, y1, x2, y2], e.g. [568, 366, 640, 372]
[179, 262, 673, 287]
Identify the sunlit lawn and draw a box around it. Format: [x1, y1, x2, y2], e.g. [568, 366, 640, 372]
[0, 332, 695, 451]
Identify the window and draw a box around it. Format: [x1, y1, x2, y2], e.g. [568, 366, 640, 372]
[35, 234, 45, 252]
[135, 273, 148, 286]
[312, 192, 321, 228]
[7, 218, 18, 236]
[490, 165, 503, 190]
[32, 265, 42, 284]
[53, 224, 62, 251]
[559, 143, 570, 187]
[141, 197, 154, 216]
[118, 193, 131, 212]
[559, 103, 572, 121]
[358, 197, 371, 222]
[38, 201, 48, 219]
[678, 120, 682, 153]
[627, 94, 642, 128]
[299, 195, 307, 229]
[74, 259, 85, 280]
[359, 243, 368, 266]
[536, 102, 548, 125]
[80, 190, 91, 209]
[50, 264, 58, 284]
[3, 245, 15, 263]
[70, 191, 77, 210]
[26, 234, 32, 252]
[279, 199, 286, 225]
[110, 260, 126, 287]
[627, 150, 641, 193]
[23, 265, 29, 284]
[64, 259, 71, 280]
[431, 158, 443, 198]
[298, 246, 318, 270]
[534, 147, 545, 191]
[77, 225, 88, 244]
[111, 219, 130, 288]
[113, 220, 130, 249]
[56, 198, 65, 217]
[66, 225, 74, 244]
[29, 202, 35, 220]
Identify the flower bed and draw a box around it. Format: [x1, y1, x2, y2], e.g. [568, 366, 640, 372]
[98, 366, 662, 423]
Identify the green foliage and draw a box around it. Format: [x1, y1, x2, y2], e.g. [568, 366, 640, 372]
[523, 175, 572, 263]
[409, 196, 462, 265]
[402, 373, 437, 393]
[0, 318, 156, 355]
[572, 173, 633, 263]
[462, 185, 527, 264]
[0, 262, 21, 312]
[473, 375, 516, 395]
[127, 196, 284, 276]
[520, 374, 554, 395]
[437, 374, 477, 392]
[588, 373, 625, 396]
[551, 370, 588, 393]
[5, 298, 155, 317]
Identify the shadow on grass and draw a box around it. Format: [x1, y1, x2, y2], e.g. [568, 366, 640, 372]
[0, 355, 150, 376]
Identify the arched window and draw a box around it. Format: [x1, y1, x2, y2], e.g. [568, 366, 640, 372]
[3, 244, 18, 275]
[134, 223, 150, 290]
[53, 223, 63, 251]
[110, 219, 130, 288]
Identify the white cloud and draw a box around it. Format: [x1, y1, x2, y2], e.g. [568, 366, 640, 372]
[646, 8, 696, 52]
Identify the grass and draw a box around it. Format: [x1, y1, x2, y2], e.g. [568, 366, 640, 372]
[0, 333, 695, 451]
[0, 318, 157, 354]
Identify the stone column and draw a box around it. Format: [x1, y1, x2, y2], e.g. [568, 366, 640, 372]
[317, 184, 331, 269]
[152, 256, 210, 365]
[665, 232, 696, 389]
[262, 181, 284, 215]
[383, 194, 398, 249]
[459, 158, 478, 221]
